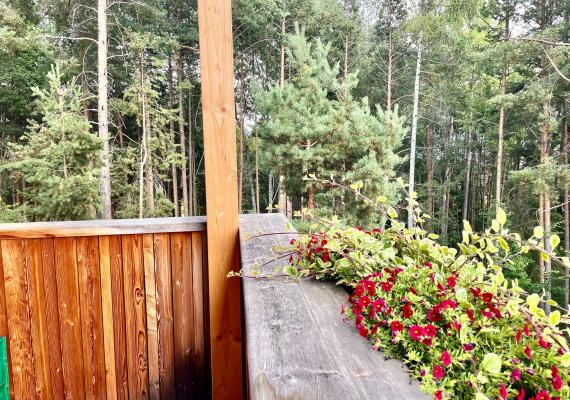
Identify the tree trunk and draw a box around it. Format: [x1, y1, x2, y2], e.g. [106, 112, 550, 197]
[278, 17, 288, 216]
[408, 32, 422, 228]
[168, 57, 179, 217]
[463, 128, 472, 222]
[238, 65, 245, 213]
[97, 0, 112, 219]
[139, 53, 148, 218]
[79, 46, 90, 122]
[425, 123, 434, 218]
[268, 172, 274, 212]
[343, 38, 349, 81]
[176, 50, 189, 217]
[188, 82, 194, 216]
[541, 98, 552, 314]
[562, 100, 570, 310]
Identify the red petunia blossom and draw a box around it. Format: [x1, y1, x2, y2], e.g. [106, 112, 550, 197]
[453, 321, 462, 332]
[482, 292, 494, 303]
[423, 324, 437, 338]
[515, 329, 522, 344]
[446, 276, 456, 288]
[322, 251, 331, 263]
[434, 390, 443, 400]
[364, 280, 376, 296]
[517, 388, 525, 400]
[358, 325, 369, 338]
[536, 390, 551, 400]
[552, 375, 563, 391]
[371, 323, 379, 336]
[524, 345, 532, 360]
[539, 336, 552, 349]
[409, 324, 422, 341]
[470, 287, 481, 297]
[524, 324, 530, 337]
[499, 383, 507, 400]
[409, 286, 417, 295]
[358, 296, 371, 308]
[354, 286, 365, 297]
[433, 364, 445, 380]
[463, 343, 475, 352]
[381, 281, 393, 292]
[390, 320, 404, 332]
[421, 338, 433, 346]
[424, 261, 433, 269]
[402, 303, 414, 319]
[466, 308, 475, 321]
[440, 351, 452, 367]
[439, 299, 457, 310]
[512, 368, 521, 381]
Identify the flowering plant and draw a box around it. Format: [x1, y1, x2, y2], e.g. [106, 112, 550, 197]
[289, 200, 570, 400]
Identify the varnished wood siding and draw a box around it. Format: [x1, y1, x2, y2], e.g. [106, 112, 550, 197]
[0, 220, 210, 400]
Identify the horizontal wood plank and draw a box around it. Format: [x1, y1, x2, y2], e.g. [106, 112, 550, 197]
[0, 217, 206, 239]
[239, 214, 429, 400]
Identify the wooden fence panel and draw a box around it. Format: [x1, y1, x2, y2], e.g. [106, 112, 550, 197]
[0, 218, 210, 399]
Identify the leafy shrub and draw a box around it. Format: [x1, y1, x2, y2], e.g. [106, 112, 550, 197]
[289, 210, 570, 400]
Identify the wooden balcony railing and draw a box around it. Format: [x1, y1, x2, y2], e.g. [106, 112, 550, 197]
[0, 217, 210, 400]
[240, 214, 429, 400]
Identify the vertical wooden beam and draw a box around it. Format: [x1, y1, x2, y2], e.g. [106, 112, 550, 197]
[197, 0, 243, 398]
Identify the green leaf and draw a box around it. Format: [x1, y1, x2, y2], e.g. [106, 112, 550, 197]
[549, 310, 561, 326]
[534, 226, 544, 239]
[550, 234, 560, 249]
[480, 353, 501, 375]
[349, 180, 363, 190]
[526, 293, 540, 309]
[475, 393, 489, 400]
[497, 208, 507, 225]
[463, 220, 472, 234]
[497, 237, 509, 252]
[491, 219, 500, 232]
[387, 207, 398, 219]
[560, 353, 570, 367]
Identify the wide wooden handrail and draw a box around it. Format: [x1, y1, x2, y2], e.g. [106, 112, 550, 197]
[0, 216, 207, 239]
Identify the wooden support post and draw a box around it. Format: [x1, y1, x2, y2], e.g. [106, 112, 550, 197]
[197, 1, 243, 399]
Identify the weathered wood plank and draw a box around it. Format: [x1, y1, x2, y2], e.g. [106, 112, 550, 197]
[77, 237, 107, 399]
[40, 239, 65, 399]
[171, 232, 194, 399]
[109, 236, 129, 400]
[0, 242, 14, 399]
[143, 234, 160, 400]
[24, 240, 53, 399]
[99, 236, 118, 400]
[1, 239, 36, 400]
[153, 233, 175, 400]
[54, 237, 85, 400]
[0, 216, 206, 239]
[121, 235, 149, 399]
[197, 0, 243, 397]
[240, 214, 429, 400]
[191, 231, 206, 398]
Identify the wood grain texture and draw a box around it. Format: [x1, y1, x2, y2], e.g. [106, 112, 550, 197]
[1, 239, 36, 400]
[40, 239, 65, 400]
[24, 240, 53, 399]
[0, 242, 14, 399]
[171, 233, 193, 399]
[54, 238, 85, 400]
[240, 214, 429, 400]
[77, 237, 107, 400]
[197, 0, 243, 398]
[191, 232, 205, 398]
[153, 234, 175, 400]
[109, 236, 129, 400]
[121, 235, 149, 399]
[143, 234, 160, 400]
[98, 236, 118, 400]
[0, 217, 206, 239]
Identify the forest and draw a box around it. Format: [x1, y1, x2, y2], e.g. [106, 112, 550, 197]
[0, 0, 569, 307]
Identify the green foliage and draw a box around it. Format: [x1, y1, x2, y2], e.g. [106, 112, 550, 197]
[2, 63, 101, 221]
[256, 26, 407, 225]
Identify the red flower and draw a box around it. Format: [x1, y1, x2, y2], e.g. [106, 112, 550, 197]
[539, 336, 551, 349]
[354, 285, 365, 297]
[409, 286, 417, 295]
[463, 343, 474, 352]
[402, 303, 414, 319]
[358, 296, 371, 308]
[381, 282, 393, 292]
[422, 338, 433, 346]
[499, 383, 507, 400]
[515, 329, 522, 344]
[358, 325, 369, 338]
[390, 320, 404, 332]
[424, 261, 433, 269]
[466, 308, 475, 321]
[517, 388, 525, 400]
[446, 276, 456, 288]
[371, 323, 379, 336]
[482, 292, 494, 303]
[512, 368, 521, 381]
[470, 287, 481, 297]
[423, 324, 437, 338]
[433, 364, 445, 380]
[435, 390, 443, 400]
[536, 390, 551, 400]
[524, 345, 532, 360]
[440, 351, 452, 367]
[552, 375, 563, 391]
[524, 324, 530, 337]
[409, 324, 422, 341]
[453, 321, 462, 332]
[428, 307, 442, 322]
